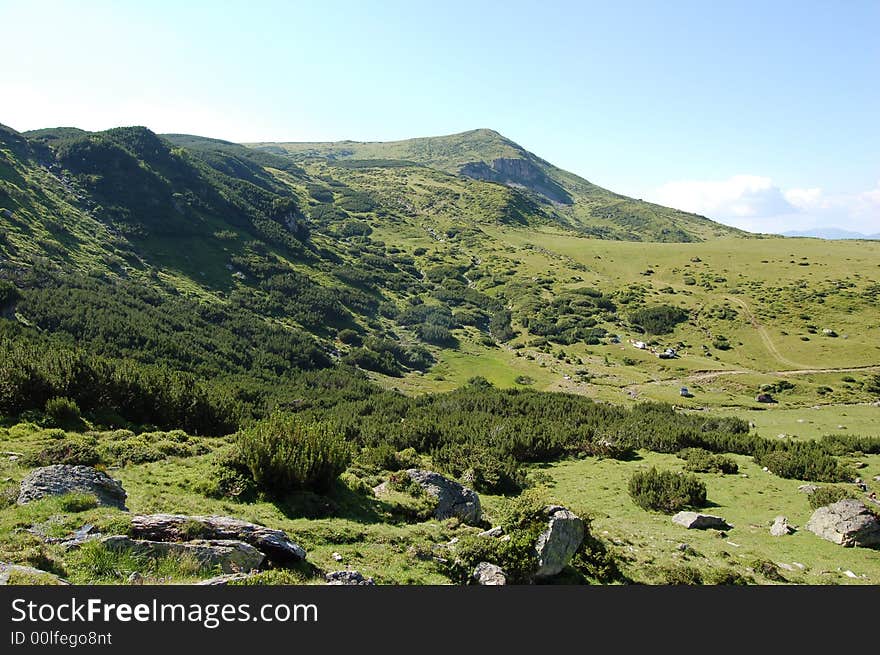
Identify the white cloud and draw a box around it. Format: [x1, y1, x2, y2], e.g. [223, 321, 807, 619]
[650, 175, 880, 235]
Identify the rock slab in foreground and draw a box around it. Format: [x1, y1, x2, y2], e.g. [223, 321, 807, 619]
[672, 512, 732, 530]
[129, 514, 306, 563]
[17, 465, 127, 509]
[534, 506, 585, 579]
[101, 536, 264, 573]
[472, 562, 507, 585]
[0, 562, 69, 585]
[805, 499, 880, 548]
[405, 469, 481, 526]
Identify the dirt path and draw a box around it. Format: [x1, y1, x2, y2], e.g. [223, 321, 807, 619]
[724, 295, 808, 369]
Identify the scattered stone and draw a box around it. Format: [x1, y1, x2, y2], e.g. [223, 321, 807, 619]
[798, 484, 819, 494]
[129, 514, 306, 564]
[479, 526, 504, 538]
[777, 562, 796, 572]
[17, 465, 127, 509]
[672, 512, 732, 530]
[56, 524, 102, 550]
[405, 469, 481, 526]
[756, 393, 775, 403]
[770, 516, 796, 536]
[332, 552, 343, 562]
[843, 569, 858, 579]
[792, 562, 806, 570]
[195, 573, 254, 585]
[534, 506, 585, 578]
[127, 572, 143, 585]
[805, 499, 880, 548]
[472, 562, 507, 585]
[0, 562, 69, 585]
[325, 570, 375, 585]
[101, 535, 264, 573]
[874, 475, 880, 482]
[676, 543, 689, 552]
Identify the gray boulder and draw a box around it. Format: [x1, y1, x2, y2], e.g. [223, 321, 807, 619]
[472, 562, 507, 585]
[405, 469, 481, 526]
[798, 484, 819, 494]
[672, 512, 732, 530]
[129, 514, 306, 563]
[17, 465, 127, 509]
[534, 506, 585, 579]
[101, 535, 264, 573]
[195, 573, 255, 585]
[0, 562, 69, 585]
[325, 570, 375, 585]
[770, 516, 795, 536]
[805, 499, 880, 548]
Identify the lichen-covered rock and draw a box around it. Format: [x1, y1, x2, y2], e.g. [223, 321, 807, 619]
[672, 512, 732, 530]
[101, 535, 264, 573]
[534, 506, 585, 579]
[325, 570, 375, 585]
[17, 465, 127, 509]
[405, 469, 481, 526]
[129, 514, 306, 563]
[805, 499, 880, 548]
[472, 562, 507, 585]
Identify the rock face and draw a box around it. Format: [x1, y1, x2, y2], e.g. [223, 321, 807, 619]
[798, 484, 819, 494]
[405, 469, 481, 526]
[17, 465, 127, 509]
[472, 562, 507, 585]
[534, 506, 585, 579]
[325, 570, 375, 585]
[672, 512, 732, 530]
[805, 500, 880, 548]
[129, 514, 306, 563]
[101, 536, 264, 573]
[0, 562, 69, 585]
[770, 516, 795, 536]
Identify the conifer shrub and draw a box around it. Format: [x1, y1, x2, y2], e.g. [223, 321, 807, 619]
[628, 467, 707, 513]
[232, 413, 352, 496]
[807, 486, 855, 509]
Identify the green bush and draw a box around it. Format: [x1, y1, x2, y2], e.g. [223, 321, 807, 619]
[44, 396, 83, 428]
[753, 442, 851, 482]
[628, 467, 707, 513]
[24, 440, 102, 467]
[679, 448, 738, 474]
[233, 413, 352, 496]
[808, 486, 855, 509]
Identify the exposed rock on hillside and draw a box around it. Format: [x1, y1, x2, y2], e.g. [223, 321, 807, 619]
[472, 562, 507, 585]
[805, 500, 880, 548]
[129, 514, 307, 563]
[534, 506, 585, 578]
[101, 535, 264, 573]
[17, 465, 127, 509]
[405, 469, 481, 526]
[672, 512, 732, 530]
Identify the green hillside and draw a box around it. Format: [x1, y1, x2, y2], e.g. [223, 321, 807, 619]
[249, 128, 744, 241]
[1, 122, 879, 586]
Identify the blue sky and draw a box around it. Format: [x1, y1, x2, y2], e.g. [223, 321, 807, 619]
[1, 0, 878, 233]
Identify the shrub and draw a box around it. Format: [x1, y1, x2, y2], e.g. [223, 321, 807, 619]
[627, 305, 689, 335]
[628, 467, 707, 513]
[660, 565, 703, 585]
[233, 413, 352, 496]
[753, 442, 851, 482]
[808, 486, 855, 509]
[44, 396, 83, 428]
[337, 329, 361, 346]
[24, 440, 102, 467]
[679, 448, 738, 474]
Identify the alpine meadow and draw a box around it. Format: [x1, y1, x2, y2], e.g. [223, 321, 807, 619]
[1, 122, 879, 587]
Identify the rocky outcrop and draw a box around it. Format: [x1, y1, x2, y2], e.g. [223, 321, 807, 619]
[0, 562, 69, 585]
[534, 506, 585, 578]
[17, 465, 127, 509]
[472, 562, 507, 585]
[101, 536, 264, 573]
[129, 514, 306, 564]
[770, 516, 795, 536]
[325, 570, 375, 585]
[405, 469, 481, 526]
[672, 512, 732, 530]
[459, 158, 573, 205]
[805, 499, 880, 548]
[195, 573, 255, 585]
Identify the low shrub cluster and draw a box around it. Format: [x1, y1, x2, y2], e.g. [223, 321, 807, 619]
[678, 448, 738, 474]
[628, 467, 707, 513]
[807, 486, 855, 509]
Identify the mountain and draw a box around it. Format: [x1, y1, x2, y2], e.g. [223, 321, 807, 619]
[782, 227, 880, 240]
[248, 129, 745, 242]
